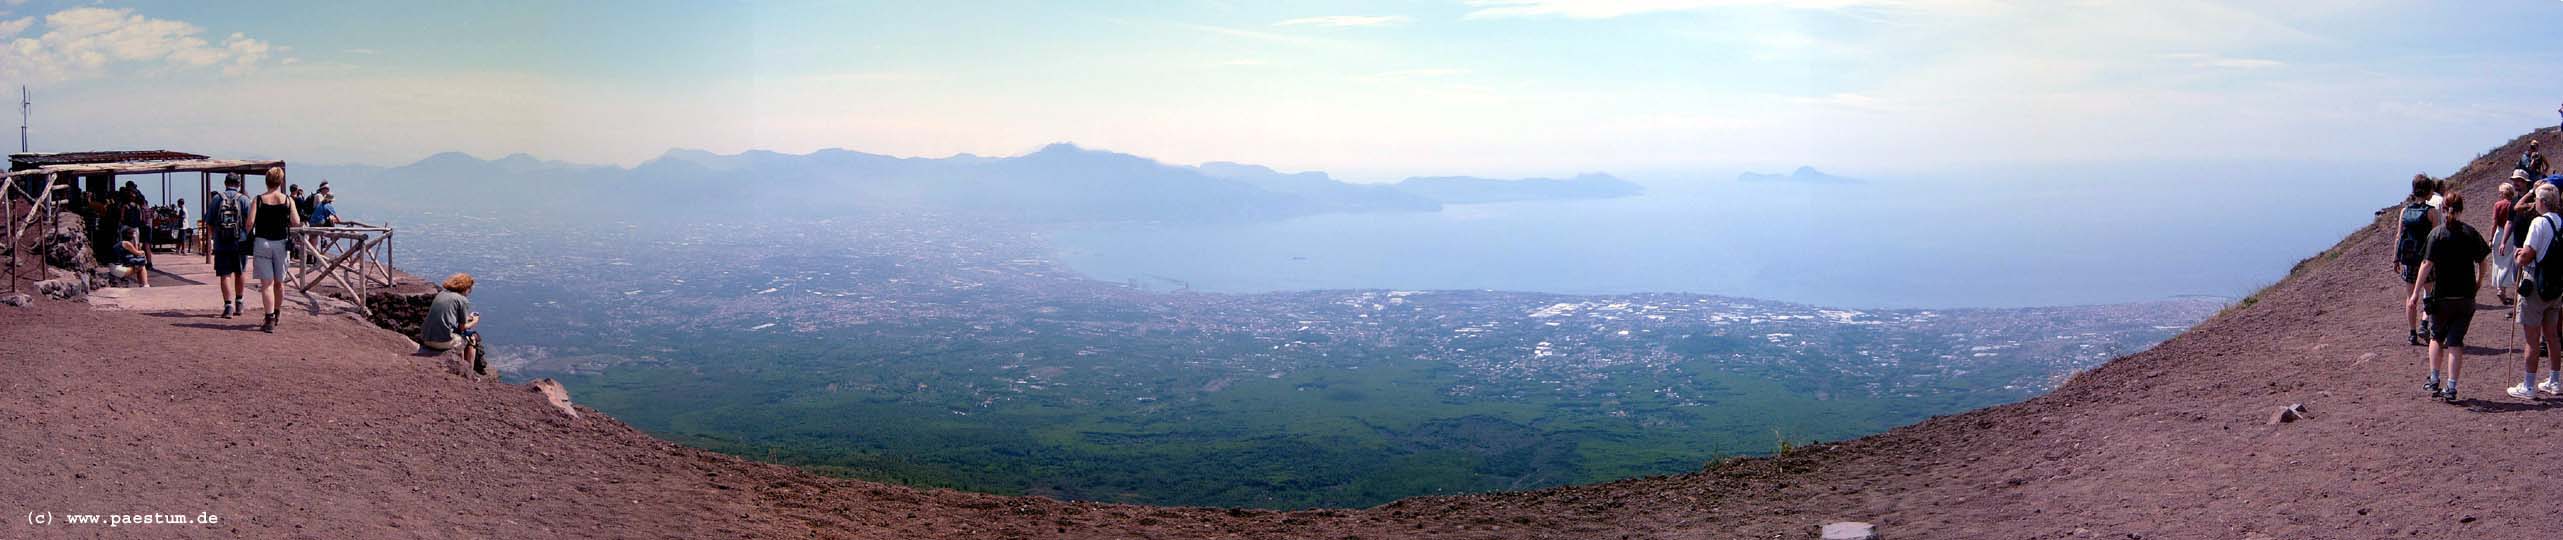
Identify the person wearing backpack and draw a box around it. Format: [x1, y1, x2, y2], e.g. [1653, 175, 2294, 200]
[206, 173, 256, 319]
[2513, 184, 2563, 400]
[2411, 193, 2490, 403]
[2396, 175, 2439, 345]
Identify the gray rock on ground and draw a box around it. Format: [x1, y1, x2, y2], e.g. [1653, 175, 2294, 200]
[33, 278, 86, 300]
[1822, 521, 1877, 540]
[0, 293, 29, 307]
[2267, 403, 2310, 425]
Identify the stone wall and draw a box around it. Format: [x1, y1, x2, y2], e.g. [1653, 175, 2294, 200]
[364, 287, 437, 339]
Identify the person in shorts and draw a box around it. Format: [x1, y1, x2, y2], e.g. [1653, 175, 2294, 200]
[247, 168, 302, 333]
[108, 227, 152, 287]
[2415, 193, 2489, 402]
[208, 174, 256, 318]
[2516, 184, 2563, 400]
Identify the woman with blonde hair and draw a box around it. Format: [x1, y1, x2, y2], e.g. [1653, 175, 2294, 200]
[244, 167, 301, 333]
[420, 273, 484, 375]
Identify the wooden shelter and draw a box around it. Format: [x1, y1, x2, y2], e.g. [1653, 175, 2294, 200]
[6, 151, 397, 313]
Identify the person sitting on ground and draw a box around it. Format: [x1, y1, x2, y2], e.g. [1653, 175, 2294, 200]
[420, 272, 486, 376]
[2516, 184, 2563, 400]
[109, 227, 152, 287]
[2395, 175, 2439, 345]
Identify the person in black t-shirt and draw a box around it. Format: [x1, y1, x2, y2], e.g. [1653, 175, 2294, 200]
[2412, 192, 2490, 402]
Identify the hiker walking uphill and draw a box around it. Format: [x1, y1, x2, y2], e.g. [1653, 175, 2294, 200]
[2492, 182, 2520, 306]
[2525, 140, 2551, 180]
[2517, 183, 2563, 400]
[2413, 193, 2490, 402]
[2396, 175, 2440, 345]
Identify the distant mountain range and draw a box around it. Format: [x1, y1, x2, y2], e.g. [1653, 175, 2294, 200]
[1737, 166, 1860, 184]
[305, 144, 1641, 223]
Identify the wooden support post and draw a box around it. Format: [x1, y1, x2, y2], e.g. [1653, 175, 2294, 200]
[4, 177, 15, 294]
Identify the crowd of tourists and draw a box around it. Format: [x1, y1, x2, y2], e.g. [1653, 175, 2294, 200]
[2399, 137, 2563, 402]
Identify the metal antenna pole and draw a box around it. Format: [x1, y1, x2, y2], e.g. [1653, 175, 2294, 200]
[18, 86, 28, 153]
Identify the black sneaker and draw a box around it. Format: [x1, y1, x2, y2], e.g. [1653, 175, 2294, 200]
[2441, 387, 2460, 403]
[2426, 379, 2442, 395]
[2411, 328, 2426, 346]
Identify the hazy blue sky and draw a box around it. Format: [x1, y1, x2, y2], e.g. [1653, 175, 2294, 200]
[1, 1, 2557, 179]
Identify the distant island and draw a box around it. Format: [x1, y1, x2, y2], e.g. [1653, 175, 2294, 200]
[1738, 166, 1860, 184]
[1393, 173, 1644, 204]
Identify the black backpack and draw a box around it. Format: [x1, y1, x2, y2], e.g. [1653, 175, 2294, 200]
[2534, 215, 2563, 301]
[2397, 203, 2432, 267]
[210, 192, 248, 245]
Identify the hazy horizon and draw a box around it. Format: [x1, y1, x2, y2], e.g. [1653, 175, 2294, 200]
[4, 1, 2557, 180]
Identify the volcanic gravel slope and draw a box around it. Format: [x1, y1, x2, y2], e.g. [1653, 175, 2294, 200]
[5, 131, 2562, 539]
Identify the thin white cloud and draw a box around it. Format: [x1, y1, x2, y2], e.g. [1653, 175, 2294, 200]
[2163, 52, 2283, 69]
[1154, 19, 1338, 47]
[1789, 92, 1895, 112]
[1461, 0, 1983, 19]
[1274, 15, 1412, 28]
[1368, 68, 1470, 79]
[0, 7, 277, 82]
[1363, 68, 1486, 82]
[1213, 58, 1266, 67]
[343, 48, 378, 55]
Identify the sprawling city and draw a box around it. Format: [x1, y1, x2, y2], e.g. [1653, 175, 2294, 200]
[370, 207, 2217, 509]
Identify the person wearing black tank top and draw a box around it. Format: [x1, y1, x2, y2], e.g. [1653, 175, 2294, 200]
[245, 167, 302, 333]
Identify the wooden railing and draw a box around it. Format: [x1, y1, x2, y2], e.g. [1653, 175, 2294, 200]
[289, 220, 396, 315]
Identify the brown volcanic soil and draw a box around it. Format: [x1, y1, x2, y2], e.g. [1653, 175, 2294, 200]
[5, 131, 2562, 539]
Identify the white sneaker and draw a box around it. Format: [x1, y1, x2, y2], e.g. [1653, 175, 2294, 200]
[2540, 380, 2563, 396]
[2509, 384, 2537, 400]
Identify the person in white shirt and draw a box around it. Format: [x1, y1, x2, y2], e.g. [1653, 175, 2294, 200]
[2512, 184, 2563, 400]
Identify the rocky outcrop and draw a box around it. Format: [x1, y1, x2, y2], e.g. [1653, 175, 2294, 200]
[34, 268, 88, 300]
[527, 378, 579, 419]
[39, 213, 94, 272]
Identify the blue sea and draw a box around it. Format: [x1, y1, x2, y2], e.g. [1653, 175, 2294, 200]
[1047, 161, 2428, 309]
